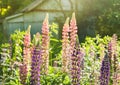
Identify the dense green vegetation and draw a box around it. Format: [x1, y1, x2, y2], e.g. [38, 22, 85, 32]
[0, 29, 120, 85]
[0, 0, 120, 44]
[0, 1, 120, 84]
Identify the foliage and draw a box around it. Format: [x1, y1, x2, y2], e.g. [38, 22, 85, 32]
[77, 0, 120, 41]
[0, 0, 33, 18]
[80, 35, 111, 84]
[97, 0, 120, 36]
[40, 66, 70, 85]
[0, 30, 25, 85]
[49, 23, 62, 66]
[10, 30, 25, 61]
[1, 29, 120, 85]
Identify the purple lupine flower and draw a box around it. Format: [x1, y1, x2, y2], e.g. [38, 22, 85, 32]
[19, 63, 28, 85]
[30, 47, 42, 85]
[100, 53, 110, 85]
[71, 39, 85, 85]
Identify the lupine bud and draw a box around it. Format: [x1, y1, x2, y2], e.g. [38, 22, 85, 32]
[24, 25, 31, 47]
[62, 18, 70, 73]
[19, 63, 28, 85]
[30, 47, 42, 85]
[71, 39, 85, 85]
[100, 53, 110, 85]
[41, 14, 49, 74]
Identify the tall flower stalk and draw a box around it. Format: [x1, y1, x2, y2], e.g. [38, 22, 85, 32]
[41, 14, 49, 74]
[100, 53, 110, 85]
[23, 25, 31, 68]
[108, 34, 118, 84]
[71, 39, 85, 85]
[19, 26, 31, 85]
[30, 33, 42, 85]
[62, 17, 70, 73]
[19, 63, 28, 85]
[70, 13, 78, 55]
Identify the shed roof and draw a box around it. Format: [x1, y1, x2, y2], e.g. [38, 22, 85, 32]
[4, 0, 45, 20]
[5, 13, 23, 20]
[21, 0, 45, 12]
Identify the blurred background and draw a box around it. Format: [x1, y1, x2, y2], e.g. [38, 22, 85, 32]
[0, 0, 120, 45]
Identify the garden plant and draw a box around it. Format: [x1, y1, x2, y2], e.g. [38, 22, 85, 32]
[0, 13, 120, 85]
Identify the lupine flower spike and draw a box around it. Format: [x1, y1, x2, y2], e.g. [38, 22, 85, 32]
[71, 37, 85, 85]
[62, 17, 70, 73]
[19, 25, 31, 85]
[70, 13, 78, 74]
[23, 25, 31, 68]
[41, 14, 49, 74]
[100, 53, 110, 85]
[108, 34, 118, 84]
[112, 34, 117, 72]
[70, 12, 78, 55]
[110, 34, 118, 85]
[19, 63, 28, 85]
[30, 33, 42, 85]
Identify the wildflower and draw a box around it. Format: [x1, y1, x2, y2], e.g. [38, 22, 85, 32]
[19, 63, 28, 85]
[30, 47, 42, 85]
[108, 34, 117, 63]
[71, 39, 85, 85]
[24, 25, 31, 47]
[41, 14, 49, 74]
[62, 18, 70, 73]
[70, 12, 77, 55]
[100, 53, 110, 85]
[23, 25, 31, 68]
[108, 34, 118, 85]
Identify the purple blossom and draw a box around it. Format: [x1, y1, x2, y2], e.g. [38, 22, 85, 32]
[100, 53, 110, 85]
[71, 41, 85, 85]
[30, 47, 42, 85]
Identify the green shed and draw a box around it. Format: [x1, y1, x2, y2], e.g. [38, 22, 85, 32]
[3, 0, 81, 35]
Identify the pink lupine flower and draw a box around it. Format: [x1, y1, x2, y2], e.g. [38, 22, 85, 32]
[62, 18, 70, 73]
[108, 34, 118, 84]
[41, 14, 49, 74]
[24, 25, 31, 47]
[108, 34, 117, 61]
[70, 13, 78, 55]
[19, 63, 28, 85]
[23, 25, 31, 69]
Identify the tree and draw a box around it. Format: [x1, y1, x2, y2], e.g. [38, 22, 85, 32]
[97, 0, 120, 36]
[0, 0, 34, 19]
